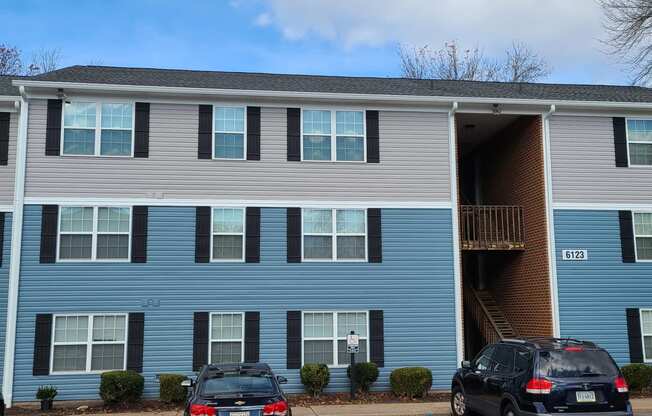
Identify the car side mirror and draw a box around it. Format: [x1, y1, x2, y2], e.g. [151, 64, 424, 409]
[461, 360, 472, 369]
[181, 379, 193, 388]
[277, 376, 288, 384]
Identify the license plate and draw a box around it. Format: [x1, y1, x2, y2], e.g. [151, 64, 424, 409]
[228, 412, 250, 416]
[576, 391, 596, 402]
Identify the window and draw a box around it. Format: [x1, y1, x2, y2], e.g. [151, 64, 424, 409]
[302, 208, 367, 261]
[634, 212, 652, 261]
[58, 206, 131, 261]
[642, 310, 652, 362]
[302, 110, 365, 161]
[627, 119, 652, 166]
[51, 314, 127, 373]
[209, 313, 244, 364]
[303, 311, 368, 367]
[474, 345, 495, 372]
[211, 208, 245, 261]
[492, 345, 515, 374]
[214, 106, 246, 159]
[62, 101, 133, 156]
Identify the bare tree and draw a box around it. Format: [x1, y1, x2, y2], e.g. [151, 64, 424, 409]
[28, 48, 62, 75]
[599, 0, 652, 85]
[0, 44, 23, 75]
[398, 40, 551, 82]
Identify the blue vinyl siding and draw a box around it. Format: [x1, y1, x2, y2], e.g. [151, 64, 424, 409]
[555, 209, 652, 365]
[0, 213, 12, 387]
[12, 206, 456, 401]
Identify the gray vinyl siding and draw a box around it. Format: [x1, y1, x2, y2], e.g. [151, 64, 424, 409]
[0, 112, 17, 206]
[24, 100, 451, 203]
[550, 115, 652, 204]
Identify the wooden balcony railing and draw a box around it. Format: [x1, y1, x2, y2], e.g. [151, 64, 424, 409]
[460, 205, 525, 250]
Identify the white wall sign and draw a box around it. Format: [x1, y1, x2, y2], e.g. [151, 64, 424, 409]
[561, 249, 588, 261]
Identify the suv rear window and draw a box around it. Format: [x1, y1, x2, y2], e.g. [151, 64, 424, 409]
[538, 349, 619, 378]
[201, 373, 276, 396]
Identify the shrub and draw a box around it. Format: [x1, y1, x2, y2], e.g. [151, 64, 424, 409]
[159, 374, 188, 403]
[300, 364, 330, 398]
[390, 367, 432, 399]
[36, 385, 58, 400]
[99, 370, 144, 405]
[621, 364, 652, 392]
[347, 362, 379, 393]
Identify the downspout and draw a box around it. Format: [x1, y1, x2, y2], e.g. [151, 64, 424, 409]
[3, 86, 29, 407]
[448, 102, 464, 363]
[541, 104, 561, 337]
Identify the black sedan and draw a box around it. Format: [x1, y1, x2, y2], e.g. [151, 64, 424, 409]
[183, 363, 291, 416]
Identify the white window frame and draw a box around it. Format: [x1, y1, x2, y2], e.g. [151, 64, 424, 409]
[300, 108, 367, 162]
[633, 211, 652, 262]
[210, 207, 246, 262]
[56, 206, 133, 263]
[301, 311, 370, 368]
[212, 104, 247, 161]
[50, 313, 128, 375]
[301, 208, 368, 262]
[61, 99, 136, 158]
[208, 312, 245, 364]
[640, 309, 652, 363]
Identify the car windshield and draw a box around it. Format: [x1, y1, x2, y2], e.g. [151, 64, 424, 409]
[201, 373, 276, 396]
[538, 349, 619, 378]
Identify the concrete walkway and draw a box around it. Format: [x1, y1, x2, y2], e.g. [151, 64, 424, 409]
[70, 397, 652, 416]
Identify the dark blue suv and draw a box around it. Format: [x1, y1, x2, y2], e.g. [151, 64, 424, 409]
[451, 338, 633, 416]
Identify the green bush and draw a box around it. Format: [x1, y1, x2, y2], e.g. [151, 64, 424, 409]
[622, 364, 652, 392]
[347, 362, 379, 393]
[300, 364, 330, 398]
[390, 367, 432, 398]
[159, 374, 188, 403]
[99, 370, 144, 405]
[36, 385, 58, 400]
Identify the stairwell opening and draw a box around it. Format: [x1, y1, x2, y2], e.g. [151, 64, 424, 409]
[455, 113, 553, 359]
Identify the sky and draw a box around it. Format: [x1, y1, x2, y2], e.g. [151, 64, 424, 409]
[0, 0, 635, 85]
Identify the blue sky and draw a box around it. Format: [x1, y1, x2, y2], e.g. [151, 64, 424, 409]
[0, 0, 633, 85]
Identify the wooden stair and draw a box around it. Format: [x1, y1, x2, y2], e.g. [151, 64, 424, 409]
[473, 289, 518, 339]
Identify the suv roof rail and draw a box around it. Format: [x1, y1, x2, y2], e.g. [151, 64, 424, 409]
[513, 337, 597, 349]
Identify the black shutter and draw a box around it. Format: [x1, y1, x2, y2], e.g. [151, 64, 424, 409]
[366, 110, 380, 163]
[626, 308, 644, 363]
[613, 117, 628, 167]
[134, 102, 150, 158]
[287, 208, 301, 263]
[246, 207, 260, 263]
[195, 207, 211, 263]
[193, 312, 209, 371]
[287, 108, 300, 161]
[0, 112, 9, 165]
[287, 311, 301, 369]
[0, 212, 4, 267]
[198, 105, 213, 159]
[126, 313, 145, 372]
[244, 312, 260, 363]
[45, 99, 63, 156]
[368, 208, 382, 263]
[247, 106, 261, 161]
[131, 206, 148, 263]
[619, 210, 636, 263]
[369, 310, 384, 367]
[40, 205, 58, 263]
[33, 314, 52, 375]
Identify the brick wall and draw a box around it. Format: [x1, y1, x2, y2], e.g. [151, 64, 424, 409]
[478, 115, 553, 336]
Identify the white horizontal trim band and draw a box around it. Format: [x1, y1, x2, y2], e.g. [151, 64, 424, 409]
[553, 202, 652, 211]
[24, 197, 452, 209]
[0, 205, 14, 212]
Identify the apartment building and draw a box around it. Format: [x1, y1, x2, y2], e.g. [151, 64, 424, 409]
[0, 66, 649, 405]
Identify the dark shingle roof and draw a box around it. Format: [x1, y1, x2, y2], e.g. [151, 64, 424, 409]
[24, 65, 652, 103]
[0, 75, 20, 96]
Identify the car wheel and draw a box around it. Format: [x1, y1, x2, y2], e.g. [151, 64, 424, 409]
[503, 403, 517, 416]
[451, 386, 468, 416]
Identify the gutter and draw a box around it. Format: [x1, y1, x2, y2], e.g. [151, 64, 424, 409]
[3, 86, 29, 407]
[541, 105, 561, 337]
[12, 80, 652, 110]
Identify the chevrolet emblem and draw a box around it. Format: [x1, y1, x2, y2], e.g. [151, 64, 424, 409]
[235, 401, 246, 406]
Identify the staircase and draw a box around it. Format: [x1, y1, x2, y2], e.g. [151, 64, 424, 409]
[464, 285, 518, 345]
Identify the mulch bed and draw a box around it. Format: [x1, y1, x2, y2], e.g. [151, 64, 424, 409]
[288, 391, 451, 407]
[7, 400, 182, 415]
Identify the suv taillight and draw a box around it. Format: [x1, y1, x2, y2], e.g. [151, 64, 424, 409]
[526, 378, 553, 394]
[190, 404, 216, 416]
[263, 400, 288, 416]
[615, 376, 629, 393]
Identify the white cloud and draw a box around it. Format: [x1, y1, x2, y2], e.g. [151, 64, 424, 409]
[255, 0, 623, 83]
[254, 12, 272, 27]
